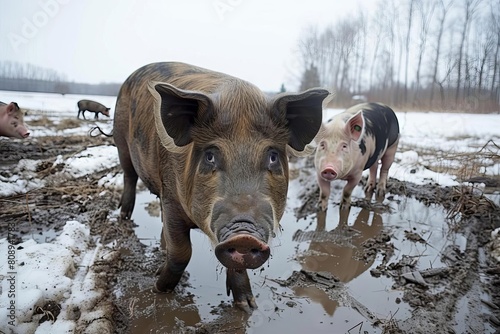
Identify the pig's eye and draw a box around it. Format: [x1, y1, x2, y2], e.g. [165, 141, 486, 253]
[342, 143, 348, 150]
[200, 148, 221, 173]
[269, 152, 278, 164]
[319, 141, 326, 150]
[205, 152, 215, 164]
[267, 149, 281, 171]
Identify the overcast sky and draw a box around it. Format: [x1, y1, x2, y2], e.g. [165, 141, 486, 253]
[1, 0, 372, 92]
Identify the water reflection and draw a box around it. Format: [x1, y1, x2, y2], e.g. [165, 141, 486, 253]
[293, 206, 383, 315]
[127, 281, 252, 334]
[128, 287, 201, 332]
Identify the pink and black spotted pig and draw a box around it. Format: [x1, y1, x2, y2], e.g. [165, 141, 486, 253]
[314, 102, 400, 210]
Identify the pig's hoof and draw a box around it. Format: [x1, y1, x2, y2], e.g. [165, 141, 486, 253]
[375, 188, 386, 201]
[215, 234, 270, 270]
[340, 200, 351, 211]
[235, 298, 257, 314]
[152, 282, 172, 294]
[120, 210, 133, 221]
[364, 183, 376, 194]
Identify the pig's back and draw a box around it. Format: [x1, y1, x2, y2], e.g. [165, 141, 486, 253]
[78, 99, 106, 110]
[358, 103, 399, 170]
[118, 62, 234, 97]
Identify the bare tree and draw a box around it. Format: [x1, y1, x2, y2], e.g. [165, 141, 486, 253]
[353, 11, 368, 94]
[454, 0, 483, 105]
[430, 0, 454, 106]
[368, 3, 386, 92]
[336, 19, 363, 103]
[389, 0, 406, 106]
[291, 0, 499, 111]
[489, 0, 500, 102]
[0, 61, 67, 81]
[381, 0, 399, 104]
[296, 26, 321, 75]
[476, 23, 495, 92]
[404, 0, 416, 105]
[413, 0, 436, 106]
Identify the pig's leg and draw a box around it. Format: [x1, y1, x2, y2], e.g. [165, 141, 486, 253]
[119, 163, 137, 219]
[364, 162, 379, 199]
[155, 216, 192, 293]
[341, 174, 362, 208]
[226, 268, 256, 313]
[376, 139, 399, 199]
[317, 177, 331, 211]
[116, 140, 138, 220]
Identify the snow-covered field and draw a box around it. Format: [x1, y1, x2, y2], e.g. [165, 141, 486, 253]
[0, 90, 117, 119]
[0, 90, 499, 333]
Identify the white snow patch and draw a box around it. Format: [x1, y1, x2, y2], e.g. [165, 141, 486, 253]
[0, 221, 114, 334]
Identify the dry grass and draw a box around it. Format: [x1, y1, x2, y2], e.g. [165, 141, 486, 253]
[56, 118, 82, 131]
[0, 184, 105, 219]
[446, 185, 499, 221]
[27, 115, 54, 127]
[401, 139, 499, 181]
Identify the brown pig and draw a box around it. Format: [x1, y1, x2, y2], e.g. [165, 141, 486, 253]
[113, 62, 329, 312]
[0, 101, 30, 139]
[77, 99, 111, 120]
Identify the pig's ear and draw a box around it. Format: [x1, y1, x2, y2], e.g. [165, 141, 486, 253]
[149, 82, 213, 151]
[6, 102, 19, 115]
[346, 110, 365, 142]
[273, 88, 330, 156]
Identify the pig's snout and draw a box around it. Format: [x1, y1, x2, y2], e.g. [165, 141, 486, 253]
[215, 219, 270, 270]
[321, 167, 337, 181]
[215, 234, 270, 270]
[18, 126, 30, 138]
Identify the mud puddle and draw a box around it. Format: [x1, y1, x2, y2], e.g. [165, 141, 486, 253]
[114, 180, 492, 333]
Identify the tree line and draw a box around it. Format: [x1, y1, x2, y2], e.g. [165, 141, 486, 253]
[296, 0, 500, 112]
[0, 61, 120, 96]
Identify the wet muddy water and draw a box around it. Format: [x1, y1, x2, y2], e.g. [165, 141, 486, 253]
[115, 172, 474, 334]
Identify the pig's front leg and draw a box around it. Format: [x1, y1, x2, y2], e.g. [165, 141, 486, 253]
[317, 177, 331, 211]
[154, 215, 192, 293]
[226, 268, 257, 313]
[364, 162, 379, 198]
[341, 174, 362, 209]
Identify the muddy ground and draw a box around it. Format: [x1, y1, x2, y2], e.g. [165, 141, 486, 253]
[1, 124, 500, 334]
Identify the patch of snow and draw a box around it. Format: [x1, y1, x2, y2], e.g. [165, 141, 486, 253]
[62, 145, 119, 179]
[490, 227, 500, 262]
[0, 221, 114, 334]
[0, 146, 120, 197]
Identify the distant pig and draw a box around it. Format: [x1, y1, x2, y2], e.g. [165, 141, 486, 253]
[77, 99, 111, 120]
[314, 103, 399, 210]
[0, 101, 30, 139]
[113, 62, 329, 312]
